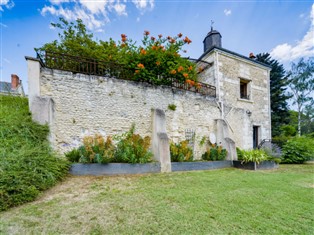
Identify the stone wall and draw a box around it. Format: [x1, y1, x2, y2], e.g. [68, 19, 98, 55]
[26, 51, 271, 160]
[36, 67, 222, 159]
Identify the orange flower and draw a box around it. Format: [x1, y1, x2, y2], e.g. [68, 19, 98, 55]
[151, 36, 155, 41]
[121, 34, 127, 38]
[158, 34, 163, 38]
[186, 79, 194, 86]
[156, 61, 161, 66]
[170, 69, 176, 75]
[152, 45, 157, 50]
[178, 66, 184, 72]
[144, 30, 150, 36]
[178, 33, 183, 38]
[183, 73, 189, 79]
[137, 63, 145, 69]
[140, 49, 147, 55]
[183, 36, 192, 44]
[198, 67, 204, 72]
[195, 83, 201, 90]
[167, 36, 171, 40]
[135, 70, 140, 74]
[188, 65, 193, 71]
[170, 38, 176, 44]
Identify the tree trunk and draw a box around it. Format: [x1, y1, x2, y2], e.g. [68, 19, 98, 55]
[298, 104, 301, 136]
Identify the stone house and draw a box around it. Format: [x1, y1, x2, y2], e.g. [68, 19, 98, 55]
[0, 74, 25, 96]
[26, 27, 271, 168]
[197, 27, 271, 150]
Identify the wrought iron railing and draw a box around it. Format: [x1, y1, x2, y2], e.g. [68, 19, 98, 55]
[37, 51, 216, 97]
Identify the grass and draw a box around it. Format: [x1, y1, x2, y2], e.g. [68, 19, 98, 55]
[0, 95, 69, 211]
[0, 164, 313, 234]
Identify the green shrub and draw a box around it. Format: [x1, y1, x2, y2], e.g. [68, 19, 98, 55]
[272, 136, 290, 148]
[0, 95, 69, 211]
[65, 126, 153, 164]
[202, 144, 227, 161]
[170, 140, 193, 162]
[237, 149, 269, 164]
[114, 125, 153, 164]
[168, 104, 176, 111]
[77, 134, 116, 163]
[282, 136, 314, 164]
[65, 148, 81, 162]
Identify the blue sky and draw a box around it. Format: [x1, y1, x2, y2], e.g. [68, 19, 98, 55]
[1, 0, 313, 94]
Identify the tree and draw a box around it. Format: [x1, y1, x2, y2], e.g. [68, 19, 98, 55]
[288, 57, 314, 136]
[255, 53, 291, 137]
[35, 18, 198, 84]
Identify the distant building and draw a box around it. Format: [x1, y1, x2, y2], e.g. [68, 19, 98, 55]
[0, 74, 25, 96]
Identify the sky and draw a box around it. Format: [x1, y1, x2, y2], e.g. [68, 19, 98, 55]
[0, 0, 313, 95]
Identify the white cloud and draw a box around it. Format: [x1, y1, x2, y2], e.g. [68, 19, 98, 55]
[110, 2, 127, 16]
[132, 0, 154, 10]
[271, 3, 314, 62]
[0, 0, 14, 11]
[49, 0, 71, 5]
[224, 9, 231, 16]
[41, 0, 154, 31]
[0, 22, 7, 27]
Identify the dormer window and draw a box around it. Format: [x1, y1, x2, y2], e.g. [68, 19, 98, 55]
[240, 78, 251, 100]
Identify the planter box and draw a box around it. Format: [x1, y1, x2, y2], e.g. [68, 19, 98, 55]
[70, 163, 161, 176]
[171, 161, 232, 172]
[233, 160, 279, 170]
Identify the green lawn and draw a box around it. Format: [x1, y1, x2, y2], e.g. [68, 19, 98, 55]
[0, 164, 313, 235]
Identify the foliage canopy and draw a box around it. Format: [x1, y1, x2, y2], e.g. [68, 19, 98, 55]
[36, 18, 198, 85]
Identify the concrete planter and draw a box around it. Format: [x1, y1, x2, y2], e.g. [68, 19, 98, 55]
[70, 163, 161, 176]
[233, 160, 279, 170]
[171, 161, 232, 172]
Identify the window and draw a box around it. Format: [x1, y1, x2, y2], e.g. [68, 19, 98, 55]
[240, 79, 250, 100]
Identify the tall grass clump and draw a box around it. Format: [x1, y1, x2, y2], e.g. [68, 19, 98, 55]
[0, 95, 70, 211]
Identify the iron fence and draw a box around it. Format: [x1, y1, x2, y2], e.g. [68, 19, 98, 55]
[37, 51, 216, 97]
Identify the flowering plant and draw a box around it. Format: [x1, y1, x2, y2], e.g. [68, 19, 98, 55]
[121, 31, 197, 84]
[36, 19, 198, 87]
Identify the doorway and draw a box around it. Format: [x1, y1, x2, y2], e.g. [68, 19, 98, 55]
[253, 126, 260, 149]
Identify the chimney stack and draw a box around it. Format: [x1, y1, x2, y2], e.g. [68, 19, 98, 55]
[249, 53, 256, 59]
[11, 74, 20, 90]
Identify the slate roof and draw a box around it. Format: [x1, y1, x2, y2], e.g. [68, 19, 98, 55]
[199, 46, 272, 69]
[0, 81, 18, 94]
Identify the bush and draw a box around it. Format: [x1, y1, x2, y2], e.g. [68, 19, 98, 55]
[282, 136, 314, 164]
[237, 149, 269, 164]
[259, 143, 282, 163]
[170, 140, 193, 162]
[0, 95, 69, 211]
[36, 18, 199, 87]
[78, 135, 115, 163]
[114, 125, 153, 164]
[202, 144, 227, 161]
[66, 125, 153, 164]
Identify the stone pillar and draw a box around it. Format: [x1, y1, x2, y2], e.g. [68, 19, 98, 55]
[31, 96, 54, 125]
[25, 57, 41, 111]
[225, 137, 237, 161]
[216, 119, 236, 161]
[152, 109, 171, 173]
